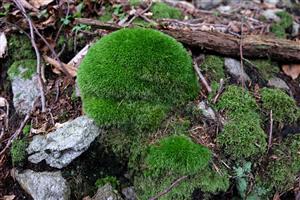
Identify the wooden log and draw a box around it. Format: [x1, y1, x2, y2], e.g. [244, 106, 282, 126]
[74, 18, 300, 62]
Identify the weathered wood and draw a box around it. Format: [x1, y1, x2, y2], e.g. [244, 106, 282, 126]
[74, 18, 300, 62]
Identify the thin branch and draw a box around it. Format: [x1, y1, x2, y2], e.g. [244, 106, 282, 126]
[148, 175, 188, 200]
[193, 61, 212, 93]
[126, 0, 153, 26]
[12, 0, 46, 112]
[268, 110, 273, 151]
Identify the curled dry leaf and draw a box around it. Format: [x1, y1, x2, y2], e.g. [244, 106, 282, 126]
[2, 195, 16, 200]
[43, 55, 77, 77]
[29, 0, 54, 9]
[282, 64, 300, 80]
[0, 32, 7, 58]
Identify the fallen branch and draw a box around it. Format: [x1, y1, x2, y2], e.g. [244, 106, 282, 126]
[74, 18, 300, 62]
[268, 110, 273, 151]
[148, 175, 188, 200]
[193, 61, 212, 93]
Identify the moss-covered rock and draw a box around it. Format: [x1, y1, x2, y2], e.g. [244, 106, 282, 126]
[11, 138, 28, 166]
[261, 88, 299, 124]
[8, 59, 36, 80]
[134, 134, 229, 199]
[270, 11, 293, 38]
[8, 34, 35, 61]
[250, 59, 279, 80]
[77, 28, 199, 131]
[216, 86, 267, 159]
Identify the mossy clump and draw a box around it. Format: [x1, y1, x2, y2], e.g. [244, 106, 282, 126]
[77, 28, 199, 131]
[11, 138, 28, 166]
[99, 5, 113, 22]
[95, 176, 120, 189]
[216, 86, 267, 159]
[8, 59, 36, 80]
[270, 11, 293, 38]
[250, 59, 279, 80]
[8, 35, 35, 61]
[134, 134, 229, 199]
[261, 134, 300, 193]
[151, 2, 183, 20]
[201, 55, 225, 82]
[261, 88, 299, 124]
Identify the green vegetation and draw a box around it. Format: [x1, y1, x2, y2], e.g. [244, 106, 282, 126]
[261, 88, 299, 124]
[11, 138, 28, 166]
[134, 134, 229, 199]
[216, 86, 267, 159]
[95, 176, 119, 189]
[8, 59, 36, 80]
[99, 5, 113, 22]
[201, 55, 225, 82]
[270, 11, 293, 38]
[234, 162, 252, 198]
[22, 124, 31, 136]
[8, 35, 35, 61]
[77, 28, 199, 131]
[151, 2, 183, 20]
[250, 59, 279, 80]
[260, 134, 300, 193]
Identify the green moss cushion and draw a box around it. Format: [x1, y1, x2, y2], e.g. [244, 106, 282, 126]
[77, 28, 199, 130]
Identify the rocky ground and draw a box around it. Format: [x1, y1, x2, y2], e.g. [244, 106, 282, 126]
[0, 0, 300, 200]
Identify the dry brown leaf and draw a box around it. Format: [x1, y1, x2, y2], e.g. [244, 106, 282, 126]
[43, 55, 77, 77]
[0, 32, 7, 58]
[272, 192, 281, 200]
[19, 0, 38, 11]
[29, 0, 54, 9]
[282, 64, 300, 80]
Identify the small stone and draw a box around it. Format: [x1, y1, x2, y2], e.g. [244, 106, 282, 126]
[27, 116, 101, 168]
[217, 5, 232, 14]
[92, 184, 123, 200]
[193, 0, 223, 10]
[268, 77, 290, 91]
[261, 9, 282, 22]
[224, 58, 250, 82]
[15, 169, 70, 200]
[292, 21, 300, 37]
[265, 0, 280, 4]
[197, 101, 216, 121]
[122, 187, 137, 200]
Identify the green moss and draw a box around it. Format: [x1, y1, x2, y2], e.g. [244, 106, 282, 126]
[216, 86, 267, 159]
[8, 35, 35, 60]
[11, 139, 28, 166]
[250, 59, 279, 80]
[22, 124, 31, 136]
[8, 59, 37, 80]
[146, 135, 211, 175]
[270, 11, 293, 38]
[99, 6, 113, 22]
[261, 88, 299, 124]
[95, 176, 119, 189]
[77, 28, 199, 131]
[262, 134, 300, 193]
[151, 2, 183, 20]
[134, 135, 229, 199]
[201, 55, 225, 82]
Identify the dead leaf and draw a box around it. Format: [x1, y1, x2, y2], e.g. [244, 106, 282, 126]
[43, 56, 77, 77]
[282, 64, 300, 80]
[0, 97, 7, 107]
[272, 192, 281, 200]
[2, 195, 15, 200]
[0, 32, 7, 58]
[19, 0, 38, 11]
[29, 0, 54, 9]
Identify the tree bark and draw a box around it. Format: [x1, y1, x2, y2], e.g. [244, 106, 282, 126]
[74, 18, 300, 62]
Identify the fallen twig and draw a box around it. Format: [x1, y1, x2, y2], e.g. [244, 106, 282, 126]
[213, 78, 225, 104]
[125, 0, 153, 26]
[268, 110, 273, 151]
[193, 61, 212, 93]
[148, 175, 188, 200]
[12, 0, 46, 112]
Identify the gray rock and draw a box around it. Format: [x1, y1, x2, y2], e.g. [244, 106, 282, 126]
[27, 116, 101, 168]
[197, 101, 216, 121]
[261, 9, 281, 22]
[217, 5, 231, 14]
[15, 169, 70, 200]
[265, 0, 279, 4]
[268, 77, 290, 91]
[92, 184, 123, 200]
[224, 58, 250, 82]
[10, 65, 39, 115]
[193, 0, 223, 10]
[292, 21, 300, 37]
[122, 187, 137, 200]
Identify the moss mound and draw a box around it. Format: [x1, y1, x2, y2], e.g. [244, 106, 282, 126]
[261, 88, 299, 124]
[201, 55, 225, 82]
[270, 11, 293, 38]
[8, 59, 36, 80]
[77, 28, 199, 130]
[216, 86, 267, 159]
[134, 135, 229, 199]
[151, 2, 183, 20]
[250, 59, 279, 80]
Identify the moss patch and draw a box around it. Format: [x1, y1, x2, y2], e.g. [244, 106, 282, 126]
[201, 55, 225, 82]
[11, 139, 28, 166]
[151, 2, 183, 20]
[8, 59, 37, 80]
[216, 86, 267, 159]
[77, 28, 199, 131]
[261, 88, 299, 124]
[250, 59, 279, 80]
[8, 34, 35, 61]
[270, 11, 293, 38]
